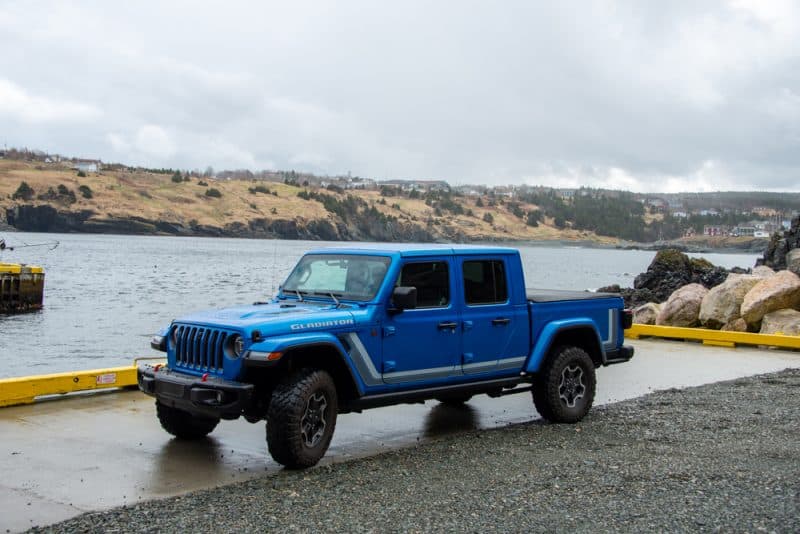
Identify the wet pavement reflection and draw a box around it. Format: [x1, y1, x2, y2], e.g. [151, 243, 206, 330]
[423, 404, 479, 438]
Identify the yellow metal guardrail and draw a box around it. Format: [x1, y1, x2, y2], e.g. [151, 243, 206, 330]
[0, 358, 166, 408]
[0, 365, 138, 408]
[625, 323, 800, 350]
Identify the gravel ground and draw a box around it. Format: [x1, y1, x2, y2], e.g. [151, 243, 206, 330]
[31, 369, 800, 533]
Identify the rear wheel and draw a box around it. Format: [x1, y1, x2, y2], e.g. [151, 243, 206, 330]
[532, 345, 596, 423]
[156, 401, 219, 439]
[266, 368, 338, 469]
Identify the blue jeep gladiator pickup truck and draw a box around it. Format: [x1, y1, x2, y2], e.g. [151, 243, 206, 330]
[139, 245, 633, 468]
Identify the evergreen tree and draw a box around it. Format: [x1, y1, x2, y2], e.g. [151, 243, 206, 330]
[12, 181, 35, 200]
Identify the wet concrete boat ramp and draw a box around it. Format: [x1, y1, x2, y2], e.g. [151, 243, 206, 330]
[2, 338, 799, 532]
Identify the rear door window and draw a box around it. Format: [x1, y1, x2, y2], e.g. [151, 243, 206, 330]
[463, 259, 508, 305]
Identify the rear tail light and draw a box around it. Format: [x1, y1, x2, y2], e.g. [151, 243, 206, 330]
[621, 309, 634, 329]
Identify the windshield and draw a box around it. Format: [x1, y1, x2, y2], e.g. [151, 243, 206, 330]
[282, 254, 391, 301]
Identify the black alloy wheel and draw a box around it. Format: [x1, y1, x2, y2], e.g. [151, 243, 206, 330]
[532, 345, 596, 423]
[266, 368, 338, 469]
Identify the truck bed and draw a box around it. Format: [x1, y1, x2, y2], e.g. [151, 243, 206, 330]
[526, 288, 619, 303]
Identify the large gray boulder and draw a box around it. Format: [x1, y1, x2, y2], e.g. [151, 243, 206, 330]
[752, 266, 776, 278]
[740, 270, 800, 327]
[759, 308, 800, 336]
[721, 318, 748, 332]
[698, 274, 762, 329]
[656, 284, 709, 327]
[623, 249, 728, 308]
[633, 302, 660, 325]
[787, 249, 800, 277]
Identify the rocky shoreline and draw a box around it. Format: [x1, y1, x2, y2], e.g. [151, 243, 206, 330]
[0, 203, 774, 252]
[600, 215, 800, 336]
[3, 204, 440, 242]
[30, 369, 800, 533]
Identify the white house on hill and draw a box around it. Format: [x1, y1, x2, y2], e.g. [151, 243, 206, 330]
[74, 159, 101, 173]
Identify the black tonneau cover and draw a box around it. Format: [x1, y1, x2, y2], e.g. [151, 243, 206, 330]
[527, 289, 619, 303]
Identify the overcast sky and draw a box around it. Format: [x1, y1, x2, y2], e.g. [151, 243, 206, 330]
[1, 1, 799, 192]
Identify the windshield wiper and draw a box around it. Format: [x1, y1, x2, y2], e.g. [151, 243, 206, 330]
[294, 290, 304, 302]
[312, 291, 343, 307]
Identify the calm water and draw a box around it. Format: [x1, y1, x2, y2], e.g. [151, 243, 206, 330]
[0, 233, 758, 378]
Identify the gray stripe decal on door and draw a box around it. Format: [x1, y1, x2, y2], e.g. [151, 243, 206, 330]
[345, 332, 456, 385]
[497, 356, 526, 370]
[343, 332, 383, 386]
[346, 333, 527, 386]
[461, 361, 497, 373]
[382, 364, 457, 384]
[463, 356, 526, 373]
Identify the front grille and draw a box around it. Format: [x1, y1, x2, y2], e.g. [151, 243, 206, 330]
[173, 325, 230, 372]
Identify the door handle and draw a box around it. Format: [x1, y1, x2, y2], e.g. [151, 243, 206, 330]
[437, 321, 458, 330]
[492, 317, 511, 326]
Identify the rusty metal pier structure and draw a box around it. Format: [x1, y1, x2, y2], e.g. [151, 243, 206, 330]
[0, 263, 45, 313]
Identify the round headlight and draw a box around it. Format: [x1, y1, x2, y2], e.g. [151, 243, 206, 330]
[227, 334, 244, 359]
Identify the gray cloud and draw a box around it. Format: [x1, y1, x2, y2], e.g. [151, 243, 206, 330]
[1, 0, 798, 192]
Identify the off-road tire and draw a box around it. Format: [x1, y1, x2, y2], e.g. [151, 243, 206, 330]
[532, 345, 596, 423]
[156, 401, 220, 439]
[435, 393, 473, 406]
[266, 368, 338, 469]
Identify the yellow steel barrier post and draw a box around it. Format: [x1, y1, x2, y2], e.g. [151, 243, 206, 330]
[625, 324, 800, 350]
[0, 365, 139, 408]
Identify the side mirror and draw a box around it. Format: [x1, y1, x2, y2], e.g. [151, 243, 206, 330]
[390, 286, 417, 312]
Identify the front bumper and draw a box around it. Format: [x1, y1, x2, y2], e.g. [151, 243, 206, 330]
[138, 365, 255, 420]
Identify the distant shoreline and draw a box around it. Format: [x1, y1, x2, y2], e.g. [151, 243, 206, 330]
[428, 237, 767, 255]
[0, 224, 768, 256]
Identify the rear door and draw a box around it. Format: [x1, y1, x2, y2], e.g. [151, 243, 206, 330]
[381, 257, 461, 385]
[459, 256, 528, 374]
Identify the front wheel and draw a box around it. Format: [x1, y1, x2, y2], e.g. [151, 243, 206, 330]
[156, 401, 220, 439]
[266, 368, 338, 469]
[532, 345, 596, 423]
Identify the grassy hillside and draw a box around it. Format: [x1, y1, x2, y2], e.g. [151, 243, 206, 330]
[0, 160, 614, 243]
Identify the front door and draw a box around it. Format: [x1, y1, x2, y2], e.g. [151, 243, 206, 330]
[381, 258, 460, 385]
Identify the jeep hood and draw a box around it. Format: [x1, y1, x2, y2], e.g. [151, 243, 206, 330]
[174, 301, 356, 335]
